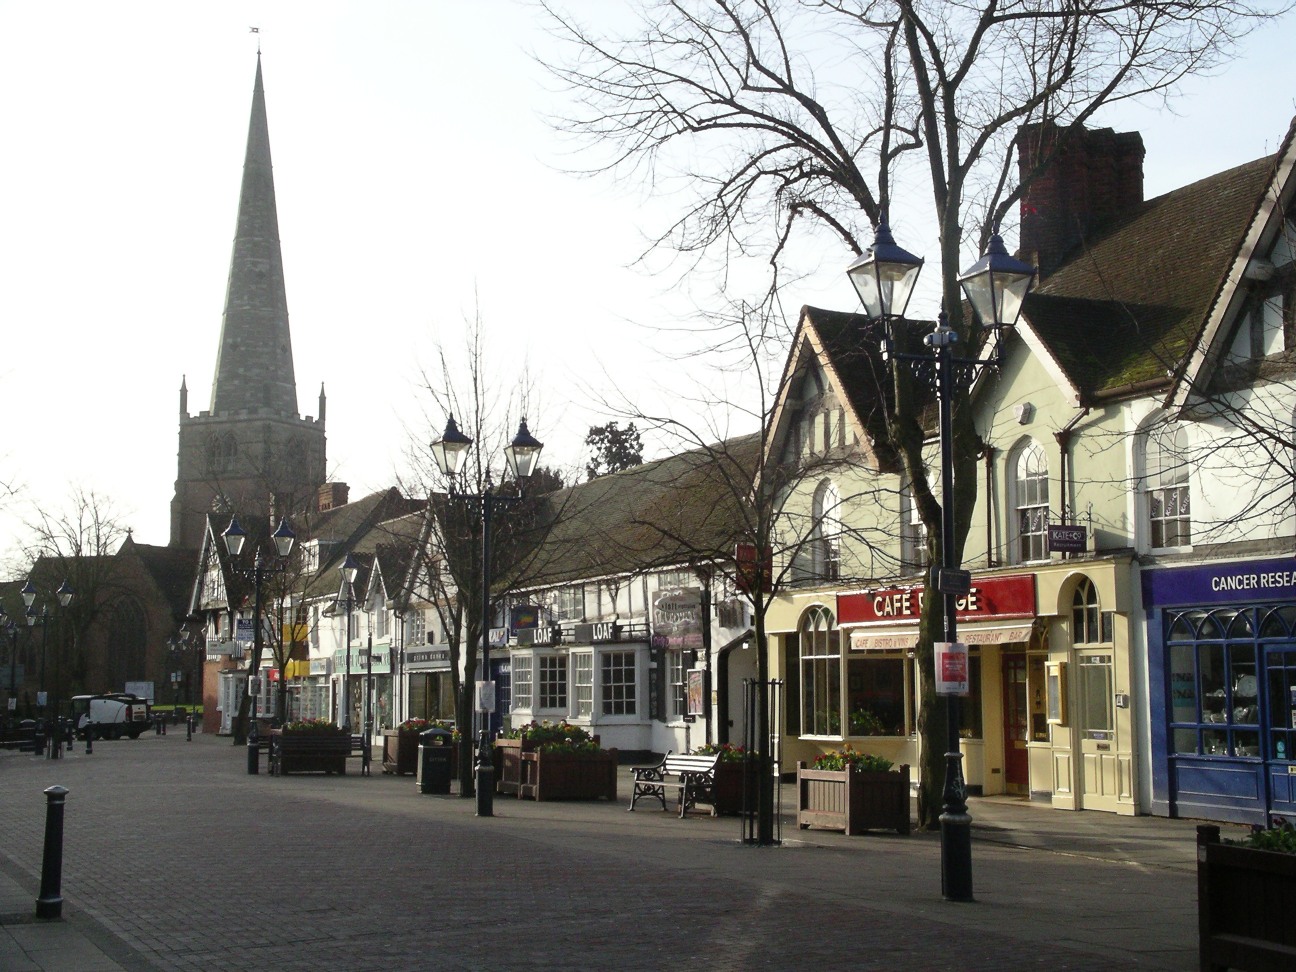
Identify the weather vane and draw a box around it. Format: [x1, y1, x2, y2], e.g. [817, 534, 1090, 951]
[250, 26, 260, 54]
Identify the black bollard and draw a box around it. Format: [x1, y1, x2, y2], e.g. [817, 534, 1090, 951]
[161, 714, 166, 736]
[35, 785, 68, 920]
[247, 722, 259, 775]
[63, 719, 73, 754]
[84, 726, 92, 755]
[186, 715, 193, 742]
[33, 720, 45, 759]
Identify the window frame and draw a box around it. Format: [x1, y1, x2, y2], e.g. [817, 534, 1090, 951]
[1012, 440, 1050, 564]
[799, 605, 841, 737]
[1144, 423, 1191, 550]
[600, 649, 637, 718]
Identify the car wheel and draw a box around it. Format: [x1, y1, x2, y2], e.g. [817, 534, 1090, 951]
[112, 725, 124, 740]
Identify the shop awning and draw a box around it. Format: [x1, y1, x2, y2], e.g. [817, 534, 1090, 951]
[849, 621, 1039, 651]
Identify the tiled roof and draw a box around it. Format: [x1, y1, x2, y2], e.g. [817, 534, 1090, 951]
[515, 435, 762, 588]
[1027, 153, 1277, 400]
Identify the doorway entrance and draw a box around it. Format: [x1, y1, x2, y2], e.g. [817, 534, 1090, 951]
[1003, 655, 1028, 793]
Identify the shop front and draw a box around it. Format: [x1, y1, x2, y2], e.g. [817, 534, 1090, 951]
[770, 560, 1136, 813]
[835, 574, 1039, 799]
[1145, 556, 1296, 825]
[405, 645, 456, 723]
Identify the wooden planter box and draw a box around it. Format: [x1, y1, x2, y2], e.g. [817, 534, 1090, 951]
[381, 730, 420, 775]
[270, 729, 349, 776]
[712, 759, 753, 816]
[1198, 824, 1296, 971]
[496, 736, 537, 795]
[796, 761, 911, 835]
[518, 748, 618, 801]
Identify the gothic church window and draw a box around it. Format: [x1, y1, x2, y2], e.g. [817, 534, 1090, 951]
[207, 433, 238, 476]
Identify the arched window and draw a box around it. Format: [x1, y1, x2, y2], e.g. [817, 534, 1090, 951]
[1011, 440, 1049, 563]
[105, 597, 148, 691]
[812, 479, 841, 580]
[799, 605, 840, 737]
[1071, 577, 1112, 644]
[206, 433, 237, 476]
[1144, 423, 1190, 548]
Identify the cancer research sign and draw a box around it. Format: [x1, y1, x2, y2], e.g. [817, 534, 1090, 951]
[1141, 556, 1296, 608]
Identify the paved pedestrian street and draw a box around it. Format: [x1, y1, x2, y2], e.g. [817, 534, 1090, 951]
[1, 732, 1216, 971]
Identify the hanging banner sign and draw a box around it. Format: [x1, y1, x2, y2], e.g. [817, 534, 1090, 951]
[652, 588, 704, 649]
[934, 642, 970, 696]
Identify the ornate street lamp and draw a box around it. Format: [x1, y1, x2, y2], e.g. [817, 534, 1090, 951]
[21, 577, 74, 759]
[848, 223, 1035, 902]
[223, 515, 296, 770]
[431, 415, 544, 817]
[337, 553, 360, 738]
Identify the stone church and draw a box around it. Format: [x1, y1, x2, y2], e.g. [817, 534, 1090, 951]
[170, 54, 327, 551]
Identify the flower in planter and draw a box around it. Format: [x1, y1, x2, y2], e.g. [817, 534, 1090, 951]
[1231, 815, 1296, 854]
[397, 718, 432, 735]
[537, 738, 604, 755]
[692, 742, 751, 762]
[812, 743, 894, 773]
[281, 718, 342, 734]
[506, 719, 593, 746]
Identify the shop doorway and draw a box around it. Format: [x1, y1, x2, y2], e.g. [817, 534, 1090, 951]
[1003, 655, 1029, 792]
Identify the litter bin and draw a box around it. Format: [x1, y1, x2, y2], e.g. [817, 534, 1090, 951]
[417, 727, 454, 794]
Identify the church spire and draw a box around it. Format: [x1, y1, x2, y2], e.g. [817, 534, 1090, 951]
[209, 55, 298, 418]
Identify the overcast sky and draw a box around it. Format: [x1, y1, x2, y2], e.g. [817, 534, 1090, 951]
[0, 1, 1290, 569]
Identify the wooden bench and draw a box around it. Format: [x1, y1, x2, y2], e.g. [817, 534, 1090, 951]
[629, 752, 720, 818]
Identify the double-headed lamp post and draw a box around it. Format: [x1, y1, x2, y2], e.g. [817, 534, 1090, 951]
[21, 578, 74, 758]
[337, 554, 360, 734]
[431, 415, 543, 818]
[847, 220, 1035, 902]
[222, 515, 296, 757]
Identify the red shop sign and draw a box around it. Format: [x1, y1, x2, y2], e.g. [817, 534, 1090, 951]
[837, 574, 1036, 626]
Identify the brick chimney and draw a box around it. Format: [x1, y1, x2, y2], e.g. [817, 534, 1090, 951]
[317, 482, 349, 512]
[1016, 122, 1145, 278]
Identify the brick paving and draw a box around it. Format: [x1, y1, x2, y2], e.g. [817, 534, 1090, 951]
[0, 732, 1214, 971]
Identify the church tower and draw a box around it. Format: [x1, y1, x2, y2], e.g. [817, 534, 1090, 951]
[170, 56, 327, 549]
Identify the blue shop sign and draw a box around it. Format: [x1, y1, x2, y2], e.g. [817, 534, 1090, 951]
[1142, 556, 1296, 608]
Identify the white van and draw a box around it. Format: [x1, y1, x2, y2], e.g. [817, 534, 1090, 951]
[71, 693, 152, 740]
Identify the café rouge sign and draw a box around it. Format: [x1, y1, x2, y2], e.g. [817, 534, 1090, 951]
[838, 574, 1036, 625]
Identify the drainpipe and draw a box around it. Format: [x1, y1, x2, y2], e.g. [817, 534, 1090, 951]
[1054, 409, 1091, 546]
[981, 441, 997, 567]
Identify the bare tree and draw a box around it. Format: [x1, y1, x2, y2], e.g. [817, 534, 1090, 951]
[575, 299, 900, 843]
[20, 487, 130, 718]
[401, 312, 562, 794]
[540, 0, 1280, 828]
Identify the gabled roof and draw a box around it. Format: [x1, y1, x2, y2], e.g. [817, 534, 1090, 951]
[1024, 144, 1283, 402]
[118, 536, 198, 620]
[765, 306, 899, 473]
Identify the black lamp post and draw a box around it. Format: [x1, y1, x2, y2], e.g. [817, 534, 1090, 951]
[848, 221, 1035, 902]
[4, 618, 16, 725]
[431, 415, 543, 817]
[22, 578, 74, 759]
[337, 553, 359, 734]
[222, 515, 296, 758]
